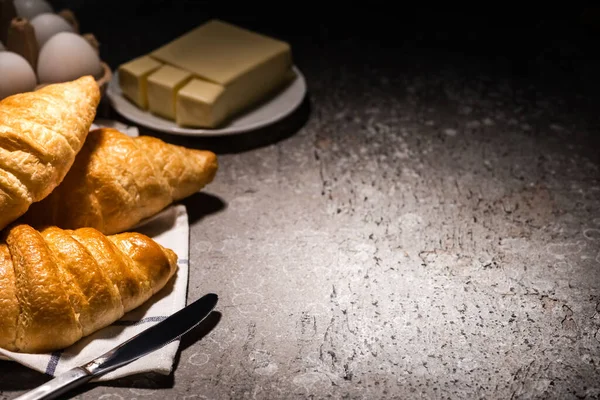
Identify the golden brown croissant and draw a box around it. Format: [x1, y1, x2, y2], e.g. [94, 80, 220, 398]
[0, 76, 100, 231]
[0, 223, 177, 353]
[21, 127, 218, 235]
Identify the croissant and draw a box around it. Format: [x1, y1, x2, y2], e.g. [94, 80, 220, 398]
[21, 127, 218, 234]
[0, 76, 100, 231]
[0, 223, 177, 353]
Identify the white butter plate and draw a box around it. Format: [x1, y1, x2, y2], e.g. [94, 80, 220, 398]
[106, 66, 307, 137]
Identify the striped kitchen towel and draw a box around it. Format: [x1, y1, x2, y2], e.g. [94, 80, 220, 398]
[0, 204, 190, 381]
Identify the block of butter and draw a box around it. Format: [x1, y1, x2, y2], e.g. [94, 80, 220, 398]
[147, 65, 193, 119]
[176, 78, 226, 128]
[177, 68, 296, 128]
[118, 55, 163, 109]
[118, 19, 294, 128]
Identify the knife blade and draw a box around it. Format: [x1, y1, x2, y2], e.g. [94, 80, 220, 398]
[15, 293, 219, 400]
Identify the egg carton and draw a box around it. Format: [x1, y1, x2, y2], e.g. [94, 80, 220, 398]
[0, 0, 111, 98]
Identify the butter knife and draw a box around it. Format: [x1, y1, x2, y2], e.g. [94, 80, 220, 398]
[15, 293, 219, 400]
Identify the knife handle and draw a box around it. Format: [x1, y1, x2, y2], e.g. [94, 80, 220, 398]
[14, 367, 92, 400]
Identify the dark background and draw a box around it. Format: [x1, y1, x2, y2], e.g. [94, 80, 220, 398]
[46, 1, 600, 98]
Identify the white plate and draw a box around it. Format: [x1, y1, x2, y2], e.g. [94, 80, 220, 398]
[106, 66, 307, 137]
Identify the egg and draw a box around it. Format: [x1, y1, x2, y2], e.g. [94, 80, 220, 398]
[0, 52, 37, 100]
[30, 13, 75, 47]
[37, 32, 103, 84]
[13, 0, 53, 20]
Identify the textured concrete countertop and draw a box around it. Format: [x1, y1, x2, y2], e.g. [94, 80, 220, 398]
[1, 6, 600, 400]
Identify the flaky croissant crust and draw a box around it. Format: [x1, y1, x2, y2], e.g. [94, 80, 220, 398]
[0, 224, 177, 353]
[0, 76, 100, 231]
[22, 127, 218, 234]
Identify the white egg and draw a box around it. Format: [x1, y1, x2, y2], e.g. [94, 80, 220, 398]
[30, 13, 74, 47]
[0, 52, 37, 100]
[37, 32, 103, 84]
[13, 0, 53, 20]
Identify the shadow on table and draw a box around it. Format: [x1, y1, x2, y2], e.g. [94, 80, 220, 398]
[0, 363, 51, 392]
[180, 191, 227, 226]
[105, 94, 312, 155]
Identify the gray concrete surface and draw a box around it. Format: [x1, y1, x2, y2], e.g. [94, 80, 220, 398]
[1, 49, 600, 399]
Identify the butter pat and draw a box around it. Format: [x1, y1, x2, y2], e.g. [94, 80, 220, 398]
[151, 19, 292, 127]
[147, 65, 193, 119]
[176, 69, 297, 128]
[176, 79, 227, 128]
[118, 56, 163, 109]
